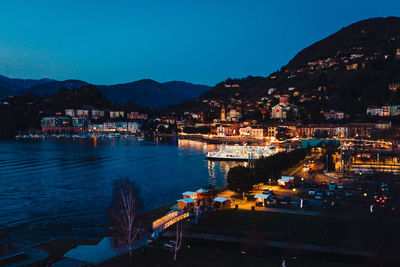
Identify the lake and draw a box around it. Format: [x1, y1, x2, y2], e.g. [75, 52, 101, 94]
[0, 137, 237, 241]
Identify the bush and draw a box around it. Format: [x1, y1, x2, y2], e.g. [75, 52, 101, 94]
[227, 149, 306, 192]
[227, 166, 254, 195]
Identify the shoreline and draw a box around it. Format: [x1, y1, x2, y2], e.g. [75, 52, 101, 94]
[157, 133, 266, 145]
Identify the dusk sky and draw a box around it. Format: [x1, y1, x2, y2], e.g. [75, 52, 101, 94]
[0, 0, 399, 86]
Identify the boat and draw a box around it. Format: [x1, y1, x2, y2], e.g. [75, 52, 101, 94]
[206, 144, 277, 161]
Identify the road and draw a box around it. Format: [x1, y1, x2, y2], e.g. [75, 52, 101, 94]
[292, 153, 337, 184]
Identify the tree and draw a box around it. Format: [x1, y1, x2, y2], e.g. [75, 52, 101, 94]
[174, 220, 184, 261]
[202, 184, 217, 208]
[107, 178, 142, 257]
[227, 166, 253, 196]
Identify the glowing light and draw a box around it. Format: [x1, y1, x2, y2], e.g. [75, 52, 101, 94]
[152, 211, 178, 229]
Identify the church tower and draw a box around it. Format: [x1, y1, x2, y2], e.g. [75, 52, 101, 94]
[221, 105, 226, 121]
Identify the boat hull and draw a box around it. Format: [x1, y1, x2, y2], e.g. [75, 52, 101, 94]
[206, 155, 250, 161]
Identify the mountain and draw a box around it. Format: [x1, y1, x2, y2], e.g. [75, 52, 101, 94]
[0, 75, 210, 109]
[24, 80, 90, 96]
[0, 75, 55, 98]
[287, 17, 400, 69]
[185, 17, 400, 119]
[98, 80, 210, 109]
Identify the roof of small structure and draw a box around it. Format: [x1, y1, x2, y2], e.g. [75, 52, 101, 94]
[196, 188, 208, 193]
[178, 198, 196, 204]
[254, 194, 270, 199]
[182, 191, 196, 196]
[213, 197, 230, 203]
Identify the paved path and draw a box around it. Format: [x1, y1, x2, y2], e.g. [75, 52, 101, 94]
[240, 205, 322, 216]
[1, 248, 48, 267]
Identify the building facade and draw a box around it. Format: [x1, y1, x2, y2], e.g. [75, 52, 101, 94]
[239, 126, 264, 139]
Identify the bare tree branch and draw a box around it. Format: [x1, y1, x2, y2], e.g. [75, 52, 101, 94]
[106, 178, 142, 257]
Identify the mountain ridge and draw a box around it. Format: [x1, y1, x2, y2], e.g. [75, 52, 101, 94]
[0, 75, 211, 109]
[177, 16, 400, 120]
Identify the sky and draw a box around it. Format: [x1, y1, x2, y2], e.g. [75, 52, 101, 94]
[0, 0, 399, 86]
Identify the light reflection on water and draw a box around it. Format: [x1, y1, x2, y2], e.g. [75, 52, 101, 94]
[0, 137, 241, 232]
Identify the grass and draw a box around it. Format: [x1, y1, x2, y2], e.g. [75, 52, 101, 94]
[194, 210, 400, 253]
[99, 241, 363, 267]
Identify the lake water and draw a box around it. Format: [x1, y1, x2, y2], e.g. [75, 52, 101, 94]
[0, 137, 236, 240]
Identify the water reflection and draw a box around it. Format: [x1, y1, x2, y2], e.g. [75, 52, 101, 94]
[177, 139, 218, 152]
[0, 138, 234, 232]
[178, 139, 245, 184]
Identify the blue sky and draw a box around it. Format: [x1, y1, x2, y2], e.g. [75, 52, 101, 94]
[0, 0, 399, 86]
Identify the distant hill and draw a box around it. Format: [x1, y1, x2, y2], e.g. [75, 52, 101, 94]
[287, 17, 400, 69]
[0, 86, 150, 137]
[0, 75, 55, 98]
[182, 17, 400, 119]
[97, 80, 210, 109]
[25, 80, 90, 96]
[0, 75, 210, 109]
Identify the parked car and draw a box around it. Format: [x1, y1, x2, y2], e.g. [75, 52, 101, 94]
[263, 189, 274, 195]
[300, 199, 310, 208]
[326, 190, 335, 197]
[381, 183, 389, 192]
[315, 191, 324, 200]
[327, 182, 336, 190]
[344, 190, 353, 198]
[309, 189, 317, 196]
[267, 197, 280, 207]
[281, 196, 292, 205]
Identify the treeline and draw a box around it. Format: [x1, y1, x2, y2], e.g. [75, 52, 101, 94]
[0, 86, 152, 137]
[182, 126, 211, 134]
[227, 149, 306, 194]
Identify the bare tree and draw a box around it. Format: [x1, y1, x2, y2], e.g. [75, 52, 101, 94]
[204, 184, 217, 209]
[107, 178, 142, 257]
[173, 220, 184, 261]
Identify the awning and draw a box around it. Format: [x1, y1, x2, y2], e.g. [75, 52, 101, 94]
[254, 194, 270, 199]
[182, 191, 196, 196]
[213, 197, 230, 203]
[178, 198, 196, 204]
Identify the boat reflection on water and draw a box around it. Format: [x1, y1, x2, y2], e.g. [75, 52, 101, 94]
[178, 139, 247, 183]
[177, 139, 219, 152]
[206, 144, 277, 161]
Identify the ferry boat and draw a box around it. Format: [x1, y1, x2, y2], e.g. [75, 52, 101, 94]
[206, 144, 276, 161]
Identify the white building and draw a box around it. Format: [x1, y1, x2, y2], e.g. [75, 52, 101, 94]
[217, 125, 236, 137]
[227, 108, 242, 121]
[110, 111, 124, 119]
[239, 126, 264, 139]
[271, 104, 298, 119]
[366, 106, 383, 116]
[324, 110, 345, 120]
[89, 121, 141, 133]
[65, 109, 75, 117]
